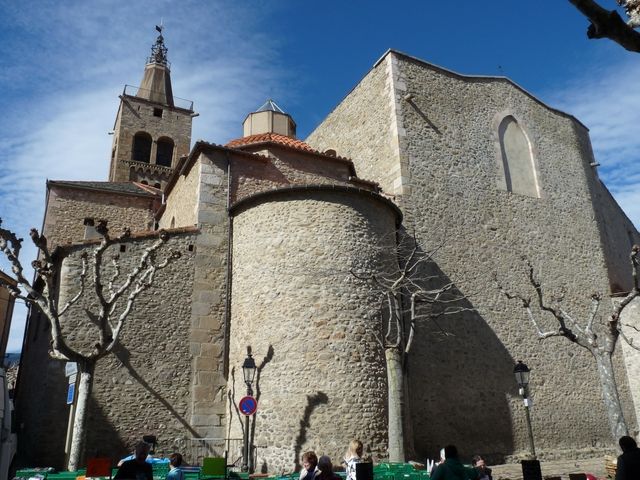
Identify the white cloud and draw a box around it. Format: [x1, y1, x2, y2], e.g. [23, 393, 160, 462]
[0, 0, 287, 352]
[545, 57, 640, 230]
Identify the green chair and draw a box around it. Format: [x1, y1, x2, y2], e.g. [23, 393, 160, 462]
[152, 462, 170, 479]
[201, 456, 227, 480]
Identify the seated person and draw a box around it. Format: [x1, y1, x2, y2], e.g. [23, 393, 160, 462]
[472, 455, 492, 480]
[431, 445, 478, 480]
[318, 456, 341, 480]
[166, 453, 185, 480]
[114, 442, 153, 480]
[118, 439, 170, 466]
[300, 451, 320, 480]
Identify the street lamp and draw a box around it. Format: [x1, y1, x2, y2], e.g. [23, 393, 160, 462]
[243, 353, 257, 395]
[513, 360, 536, 459]
[241, 350, 257, 473]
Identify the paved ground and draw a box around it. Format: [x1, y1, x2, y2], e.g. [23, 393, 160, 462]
[490, 457, 608, 480]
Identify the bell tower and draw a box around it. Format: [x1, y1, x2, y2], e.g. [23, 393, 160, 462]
[108, 26, 195, 188]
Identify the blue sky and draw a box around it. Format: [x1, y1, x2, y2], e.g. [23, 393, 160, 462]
[1, 0, 639, 352]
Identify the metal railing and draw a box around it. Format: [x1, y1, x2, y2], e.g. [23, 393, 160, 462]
[187, 437, 244, 467]
[122, 84, 194, 111]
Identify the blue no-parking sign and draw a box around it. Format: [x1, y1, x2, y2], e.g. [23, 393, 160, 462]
[239, 395, 257, 416]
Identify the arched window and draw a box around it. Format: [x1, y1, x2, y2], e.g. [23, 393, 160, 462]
[132, 132, 152, 163]
[153, 182, 161, 189]
[498, 116, 540, 197]
[156, 137, 174, 167]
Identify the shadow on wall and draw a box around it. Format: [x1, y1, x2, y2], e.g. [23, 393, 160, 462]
[292, 391, 329, 472]
[109, 344, 200, 442]
[14, 314, 68, 470]
[252, 345, 275, 473]
[404, 243, 515, 464]
[83, 395, 128, 465]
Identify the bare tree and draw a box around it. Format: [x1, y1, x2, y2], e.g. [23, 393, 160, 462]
[496, 245, 639, 440]
[569, 0, 640, 51]
[0, 219, 181, 470]
[352, 233, 469, 462]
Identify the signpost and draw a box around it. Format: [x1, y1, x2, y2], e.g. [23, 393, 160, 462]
[64, 362, 78, 463]
[65, 362, 78, 377]
[66, 383, 76, 405]
[239, 395, 257, 416]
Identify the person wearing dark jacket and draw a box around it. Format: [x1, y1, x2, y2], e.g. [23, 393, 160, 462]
[431, 445, 478, 480]
[471, 455, 492, 480]
[114, 442, 153, 480]
[616, 436, 640, 480]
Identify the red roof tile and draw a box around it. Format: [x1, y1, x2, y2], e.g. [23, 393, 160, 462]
[225, 133, 315, 152]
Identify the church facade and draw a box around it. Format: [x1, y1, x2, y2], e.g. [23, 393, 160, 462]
[13, 32, 640, 471]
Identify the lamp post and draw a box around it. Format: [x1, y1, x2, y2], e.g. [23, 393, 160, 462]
[513, 360, 536, 459]
[241, 351, 257, 473]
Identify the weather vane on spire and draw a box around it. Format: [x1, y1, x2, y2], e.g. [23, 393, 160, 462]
[149, 22, 168, 66]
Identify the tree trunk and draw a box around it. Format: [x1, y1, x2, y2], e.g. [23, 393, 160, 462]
[593, 351, 628, 440]
[67, 359, 95, 471]
[386, 348, 405, 462]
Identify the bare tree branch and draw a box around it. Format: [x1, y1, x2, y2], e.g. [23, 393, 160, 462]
[497, 246, 640, 439]
[59, 252, 89, 317]
[1, 218, 183, 468]
[569, 0, 640, 51]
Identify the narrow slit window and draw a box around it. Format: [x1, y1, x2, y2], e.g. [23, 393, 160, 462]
[498, 116, 540, 197]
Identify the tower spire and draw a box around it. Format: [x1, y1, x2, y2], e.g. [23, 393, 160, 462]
[149, 24, 169, 66]
[136, 26, 174, 107]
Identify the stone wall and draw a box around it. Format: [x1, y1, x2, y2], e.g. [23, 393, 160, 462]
[620, 299, 640, 431]
[161, 160, 200, 229]
[228, 188, 400, 472]
[394, 53, 636, 458]
[307, 50, 637, 460]
[187, 151, 231, 442]
[229, 147, 365, 204]
[110, 95, 193, 187]
[589, 176, 640, 432]
[15, 230, 196, 468]
[14, 306, 68, 468]
[306, 57, 400, 196]
[44, 185, 157, 249]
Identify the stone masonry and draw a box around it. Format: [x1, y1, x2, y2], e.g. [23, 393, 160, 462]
[15, 229, 197, 467]
[109, 94, 193, 187]
[307, 50, 640, 460]
[228, 188, 400, 472]
[13, 41, 640, 472]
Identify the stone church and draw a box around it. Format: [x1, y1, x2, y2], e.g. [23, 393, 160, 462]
[13, 30, 640, 471]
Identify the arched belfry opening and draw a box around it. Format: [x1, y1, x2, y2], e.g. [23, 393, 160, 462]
[132, 132, 152, 163]
[156, 137, 174, 167]
[498, 116, 540, 198]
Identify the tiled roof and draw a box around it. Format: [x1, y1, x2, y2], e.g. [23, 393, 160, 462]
[225, 133, 315, 152]
[48, 181, 160, 197]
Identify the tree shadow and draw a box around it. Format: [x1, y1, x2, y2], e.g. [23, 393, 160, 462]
[292, 391, 329, 471]
[395, 230, 516, 463]
[405, 97, 442, 135]
[83, 396, 128, 465]
[111, 344, 200, 438]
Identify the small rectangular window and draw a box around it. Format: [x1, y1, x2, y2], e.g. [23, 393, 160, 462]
[153, 108, 163, 118]
[120, 245, 127, 253]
